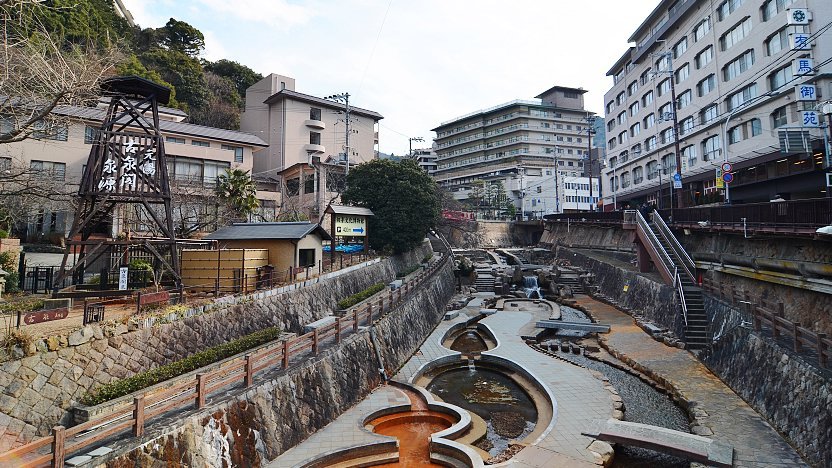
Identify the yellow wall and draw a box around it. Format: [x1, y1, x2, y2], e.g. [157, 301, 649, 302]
[181, 248, 268, 292]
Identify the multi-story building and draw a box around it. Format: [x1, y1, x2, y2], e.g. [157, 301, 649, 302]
[602, 0, 832, 210]
[431, 85, 600, 215]
[412, 148, 438, 174]
[241, 74, 383, 220]
[0, 101, 268, 240]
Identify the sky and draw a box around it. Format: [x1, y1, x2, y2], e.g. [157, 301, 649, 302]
[122, 0, 660, 155]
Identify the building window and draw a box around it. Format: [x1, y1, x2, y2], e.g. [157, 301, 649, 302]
[630, 123, 641, 137]
[30, 160, 66, 180]
[644, 113, 656, 129]
[682, 145, 697, 167]
[222, 144, 244, 163]
[647, 160, 659, 179]
[719, 17, 752, 51]
[693, 17, 711, 42]
[727, 83, 758, 111]
[642, 90, 654, 107]
[640, 68, 652, 85]
[299, 248, 316, 267]
[204, 160, 231, 185]
[675, 63, 690, 84]
[617, 112, 627, 125]
[32, 120, 68, 141]
[771, 106, 788, 128]
[660, 128, 675, 145]
[191, 140, 210, 147]
[680, 117, 695, 135]
[166, 136, 185, 144]
[728, 124, 743, 144]
[700, 105, 718, 124]
[765, 27, 789, 56]
[633, 166, 644, 184]
[750, 118, 763, 136]
[697, 74, 716, 96]
[84, 126, 99, 144]
[628, 81, 639, 96]
[657, 79, 671, 97]
[656, 54, 671, 72]
[606, 101, 615, 113]
[645, 136, 657, 151]
[309, 107, 322, 121]
[702, 135, 721, 161]
[286, 177, 299, 196]
[310, 132, 321, 145]
[677, 90, 692, 109]
[673, 37, 688, 58]
[723, 49, 755, 81]
[768, 65, 793, 91]
[661, 154, 676, 173]
[695, 46, 713, 69]
[762, 0, 795, 22]
[658, 103, 673, 121]
[718, 0, 745, 21]
[629, 101, 640, 117]
[616, 91, 626, 106]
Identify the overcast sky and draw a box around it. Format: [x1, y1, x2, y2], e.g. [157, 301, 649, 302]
[123, 0, 660, 155]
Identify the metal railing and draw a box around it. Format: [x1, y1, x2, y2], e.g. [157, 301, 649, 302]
[543, 211, 624, 224]
[650, 212, 696, 283]
[0, 254, 450, 467]
[660, 197, 832, 232]
[674, 267, 688, 327]
[634, 210, 675, 282]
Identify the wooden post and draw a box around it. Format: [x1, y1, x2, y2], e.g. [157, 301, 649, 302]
[312, 328, 319, 355]
[793, 322, 801, 352]
[245, 354, 254, 387]
[52, 426, 65, 468]
[353, 309, 359, 332]
[282, 340, 290, 369]
[774, 303, 784, 338]
[133, 395, 145, 437]
[136, 291, 142, 315]
[335, 318, 341, 344]
[196, 374, 208, 409]
[817, 333, 827, 368]
[178, 285, 184, 304]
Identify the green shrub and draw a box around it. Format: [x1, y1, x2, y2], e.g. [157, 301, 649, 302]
[0, 297, 44, 315]
[396, 264, 421, 278]
[0, 251, 14, 270]
[0, 230, 8, 239]
[422, 253, 433, 263]
[4, 271, 19, 293]
[337, 282, 386, 310]
[80, 326, 282, 406]
[129, 259, 153, 272]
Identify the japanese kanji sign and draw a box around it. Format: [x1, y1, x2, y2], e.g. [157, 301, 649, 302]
[93, 133, 161, 195]
[796, 84, 817, 102]
[791, 32, 811, 50]
[801, 111, 820, 128]
[794, 58, 814, 76]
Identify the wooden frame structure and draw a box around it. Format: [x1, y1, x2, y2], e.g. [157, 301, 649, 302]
[54, 77, 181, 292]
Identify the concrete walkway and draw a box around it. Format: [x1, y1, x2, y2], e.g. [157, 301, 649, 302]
[572, 295, 808, 468]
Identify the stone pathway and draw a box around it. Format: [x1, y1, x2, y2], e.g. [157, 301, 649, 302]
[572, 295, 808, 468]
[268, 385, 409, 467]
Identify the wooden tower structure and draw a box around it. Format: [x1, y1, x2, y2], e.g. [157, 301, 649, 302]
[54, 76, 180, 291]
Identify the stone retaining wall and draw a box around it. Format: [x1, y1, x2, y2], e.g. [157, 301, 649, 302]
[0, 244, 431, 451]
[701, 327, 831, 467]
[540, 223, 635, 253]
[98, 256, 455, 466]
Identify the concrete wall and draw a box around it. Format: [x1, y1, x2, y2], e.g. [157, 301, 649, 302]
[0, 244, 431, 451]
[96, 256, 455, 467]
[539, 222, 634, 253]
[701, 327, 831, 467]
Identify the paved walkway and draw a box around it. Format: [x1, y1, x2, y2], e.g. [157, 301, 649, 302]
[572, 295, 808, 467]
[268, 385, 410, 467]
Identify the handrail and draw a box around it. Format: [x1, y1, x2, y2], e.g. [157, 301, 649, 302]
[634, 210, 675, 281]
[651, 212, 696, 283]
[0, 253, 451, 467]
[674, 268, 688, 327]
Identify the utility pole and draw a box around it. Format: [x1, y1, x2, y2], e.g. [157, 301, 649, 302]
[664, 51, 685, 209]
[585, 114, 596, 211]
[408, 137, 424, 157]
[554, 146, 561, 214]
[325, 92, 351, 176]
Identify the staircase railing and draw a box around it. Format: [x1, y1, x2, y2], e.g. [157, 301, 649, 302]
[634, 210, 675, 281]
[651, 211, 697, 283]
[673, 267, 688, 327]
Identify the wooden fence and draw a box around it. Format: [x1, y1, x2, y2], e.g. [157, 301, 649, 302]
[0, 255, 448, 467]
[701, 277, 830, 369]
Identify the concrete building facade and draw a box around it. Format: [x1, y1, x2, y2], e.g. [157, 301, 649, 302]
[602, 0, 832, 209]
[431, 85, 600, 216]
[241, 74, 383, 220]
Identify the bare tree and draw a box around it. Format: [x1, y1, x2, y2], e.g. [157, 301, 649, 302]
[0, 157, 76, 231]
[0, 0, 120, 144]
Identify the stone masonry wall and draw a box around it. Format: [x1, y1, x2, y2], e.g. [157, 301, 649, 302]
[700, 327, 831, 467]
[0, 244, 432, 451]
[100, 256, 455, 467]
[540, 223, 635, 253]
[559, 247, 685, 339]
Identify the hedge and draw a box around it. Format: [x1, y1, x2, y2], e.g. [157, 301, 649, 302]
[396, 264, 421, 278]
[80, 327, 282, 406]
[337, 282, 386, 310]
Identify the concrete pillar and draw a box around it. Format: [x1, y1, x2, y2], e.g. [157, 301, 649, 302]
[636, 239, 652, 273]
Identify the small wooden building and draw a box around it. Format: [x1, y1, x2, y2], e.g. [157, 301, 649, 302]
[204, 222, 332, 273]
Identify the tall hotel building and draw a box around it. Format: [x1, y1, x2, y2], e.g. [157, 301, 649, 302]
[602, 0, 831, 209]
[432, 86, 600, 215]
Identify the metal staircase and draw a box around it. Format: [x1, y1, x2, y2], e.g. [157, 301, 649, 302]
[631, 210, 709, 350]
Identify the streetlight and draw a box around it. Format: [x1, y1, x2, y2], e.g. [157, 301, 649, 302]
[325, 92, 351, 176]
[408, 137, 424, 157]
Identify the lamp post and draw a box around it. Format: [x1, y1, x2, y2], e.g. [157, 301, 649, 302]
[822, 102, 832, 169]
[325, 92, 351, 176]
[408, 137, 424, 157]
[554, 146, 561, 214]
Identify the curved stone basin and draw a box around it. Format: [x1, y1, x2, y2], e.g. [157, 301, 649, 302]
[368, 411, 456, 467]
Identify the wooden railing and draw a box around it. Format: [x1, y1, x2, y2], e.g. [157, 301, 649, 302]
[701, 277, 830, 369]
[0, 255, 449, 468]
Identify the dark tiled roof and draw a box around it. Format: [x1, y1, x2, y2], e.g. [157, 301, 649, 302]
[325, 205, 374, 216]
[204, 222, 332, 241]
[51, 105, 268, 147]
[263, 89, 384, 120]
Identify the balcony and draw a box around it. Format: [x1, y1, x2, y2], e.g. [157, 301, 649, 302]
[303, 144, 325, 153]
[304, 119, 326, 130]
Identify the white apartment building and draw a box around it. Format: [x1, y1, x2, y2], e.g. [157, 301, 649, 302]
[0, 101, 268, 240]
[241, 74, 383, 220]
[412, 148, 438, 174]
[432, 85, 600, 214]
[602, 0, 832, 209]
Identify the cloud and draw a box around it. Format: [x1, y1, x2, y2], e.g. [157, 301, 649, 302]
[197, 0, 317, 29]
[201, 30, 229, 61]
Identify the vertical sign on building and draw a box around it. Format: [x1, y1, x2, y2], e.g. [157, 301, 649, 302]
[796, 84, 816, 102]
[801, 111, 820, 128]
[118, 266, 129, 290]
[793, 57, 814, 76]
